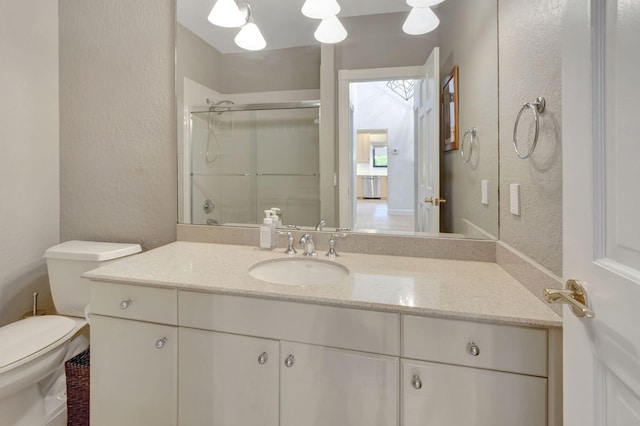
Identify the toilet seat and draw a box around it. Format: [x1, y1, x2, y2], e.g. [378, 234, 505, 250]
[0, 316, 76, 374]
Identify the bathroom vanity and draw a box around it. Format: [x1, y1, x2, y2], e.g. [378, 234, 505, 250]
[85, 242, 561, 426]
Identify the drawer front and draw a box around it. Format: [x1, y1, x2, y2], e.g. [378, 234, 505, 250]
[91, 281, 178, 325]
[402, 315, 547, 376]
[178, 291, 400, 356]
[401, 359, 547, 426]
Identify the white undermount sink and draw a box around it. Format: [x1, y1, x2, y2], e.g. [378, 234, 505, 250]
[249, 258, 349, 286]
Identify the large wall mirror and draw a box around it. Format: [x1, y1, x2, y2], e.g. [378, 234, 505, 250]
[176, 0, 499, 240]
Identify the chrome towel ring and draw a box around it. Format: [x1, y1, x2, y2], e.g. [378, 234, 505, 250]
[513, 96, 546, 159]
[460, 127, 476, 163]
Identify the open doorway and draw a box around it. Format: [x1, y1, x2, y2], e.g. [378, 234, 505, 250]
[338, 64, 433, 233]
[351, 79, 416, 232]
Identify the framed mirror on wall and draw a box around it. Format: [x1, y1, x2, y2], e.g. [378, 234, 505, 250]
[441, 65, 459, 152]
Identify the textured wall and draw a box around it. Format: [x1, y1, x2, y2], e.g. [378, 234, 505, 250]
[438, 0, 499, 238]
[498, 0, 564, 275]
[60, 0, 177, 250]
[0, 0, 59, 325]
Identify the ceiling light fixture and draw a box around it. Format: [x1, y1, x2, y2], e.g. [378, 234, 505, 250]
[406, 0, 445, 6]
[208, 0, 249, 28]
[314, 16, 348, 44]
[234, 17, 267, 51]
[402, 6, 440, 35]
[301, 0, 341, 19]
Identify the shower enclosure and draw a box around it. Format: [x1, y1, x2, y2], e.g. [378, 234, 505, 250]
[189, 102, 321, 227]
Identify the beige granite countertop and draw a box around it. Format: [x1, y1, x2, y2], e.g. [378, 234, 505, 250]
[84, 241, 562, 328]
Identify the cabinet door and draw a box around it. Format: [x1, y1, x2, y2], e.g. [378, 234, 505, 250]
[357, 133, 371, 162]
[281, 341, 399, 426]
[179, 328, 279, 426]
[90, 315, 177, 426]
[402, 359, 547, 426]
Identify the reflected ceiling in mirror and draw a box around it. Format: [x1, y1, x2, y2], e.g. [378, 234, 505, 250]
[176, 0, 499, 240]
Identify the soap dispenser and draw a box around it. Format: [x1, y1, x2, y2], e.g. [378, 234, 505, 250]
[260, 217, 274, 250]
[270, 207, 282, 227]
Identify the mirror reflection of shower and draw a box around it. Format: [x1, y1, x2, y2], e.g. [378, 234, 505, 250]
[190, 101, 321, 227]
[204, 99, 234, 164]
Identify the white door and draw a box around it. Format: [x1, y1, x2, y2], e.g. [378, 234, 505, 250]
[563, 1, 640, 425]
[415, 47, 440, 233]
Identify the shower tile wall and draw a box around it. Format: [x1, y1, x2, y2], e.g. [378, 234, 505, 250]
[191, 108, 320, 227]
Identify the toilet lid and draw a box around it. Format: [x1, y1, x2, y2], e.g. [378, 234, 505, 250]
[0, 316, 76, 370]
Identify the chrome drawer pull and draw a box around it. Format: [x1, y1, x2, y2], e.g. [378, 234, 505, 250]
[155, 338, 167, 349]
[467, 342, 480, 356]
[284, 354, 295, 368]
[411, 374, 422, 390]
[119, 299, 132, 310]
[258, 352, 268, 365]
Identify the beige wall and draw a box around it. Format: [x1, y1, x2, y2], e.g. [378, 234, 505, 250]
[178, 24, 320, 95]
[221, 46, 320, 93]
[177, 23, 224, 99]
[336, 13, 437, 70]
[498, 0, 564, 276]
[59, 0, 177, 250]
[438, 0, 499, 238]
[0, 0, 59, 325]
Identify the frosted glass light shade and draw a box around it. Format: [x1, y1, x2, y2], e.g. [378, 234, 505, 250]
[402, 7, 440, 35]
[406, 0, 445, 6]
[234, 22, 267, 51]
[302, 0, 341, 19]
[314, 16, 347, 44]
[208, 0, 247, 28]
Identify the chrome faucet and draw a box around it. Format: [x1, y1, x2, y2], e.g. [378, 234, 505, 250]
[315, 219, 326, 231]
[298, 234, 317, 257]
[326, 233, 347, 259]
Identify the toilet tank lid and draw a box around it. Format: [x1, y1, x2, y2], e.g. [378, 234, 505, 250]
[0, 316, 76, 371]
[44, 240, 142, 261]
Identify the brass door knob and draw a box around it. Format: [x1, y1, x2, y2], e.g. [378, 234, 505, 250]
[424, 197, 447, 206]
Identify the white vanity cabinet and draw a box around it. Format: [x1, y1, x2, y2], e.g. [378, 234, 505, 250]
[401, 315, 553, 426]
[178, 328, 280, 425]
[177, 291, 401, 426]
[89, 282, 559, 426]
[280, 341, 399, 426]
[89, 282, 179, 426]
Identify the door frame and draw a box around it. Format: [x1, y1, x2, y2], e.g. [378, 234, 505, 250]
[337, 66, 423, 228]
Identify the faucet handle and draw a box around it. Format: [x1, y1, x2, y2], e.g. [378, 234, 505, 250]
[326, 233, 347, 259]
[277, 231, 297, 255]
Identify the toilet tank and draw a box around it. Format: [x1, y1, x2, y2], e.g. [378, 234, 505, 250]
[44, 241, 142, 317]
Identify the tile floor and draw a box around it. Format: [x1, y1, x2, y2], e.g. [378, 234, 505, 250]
[355, 199, 415, 232]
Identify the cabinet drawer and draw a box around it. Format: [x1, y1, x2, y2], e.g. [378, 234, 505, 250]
[91, 281, 177, 325]
[402, 315, 547, 376]
[401, 359, 547, 426]
[179, 291, 400, 356]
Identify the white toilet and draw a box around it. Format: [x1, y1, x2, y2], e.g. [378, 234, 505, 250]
[0, 240, 141, 426]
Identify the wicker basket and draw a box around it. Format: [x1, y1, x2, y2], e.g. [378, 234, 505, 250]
[65, 348, 90, 426]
